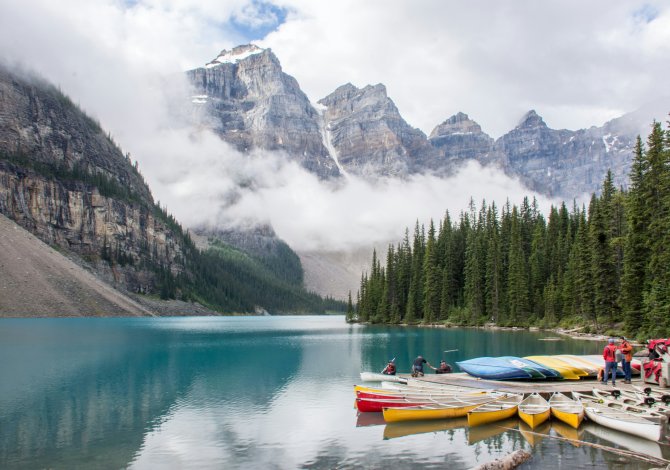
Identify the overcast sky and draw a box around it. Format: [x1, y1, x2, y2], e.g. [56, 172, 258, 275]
[1, 0, 668, 250]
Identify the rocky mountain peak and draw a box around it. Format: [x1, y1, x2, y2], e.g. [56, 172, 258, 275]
[518, 110, 547, 129]
[429, 112, 485, 139]
[205, 44, 265, 68]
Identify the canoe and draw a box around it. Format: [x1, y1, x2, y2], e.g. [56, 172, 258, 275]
[356, 388, 486, 402]
[549, 392, 584, 429]
[582, 422, 665, 459]
[382, 394, 504, 423]
[357, 397, 437, 413]
[383, 417, 468, 440]
[500, 356, 562, 380]
[467, 393, 523, 427]
[573, 392, 663, 441]
[579, 355, 624, 377]
[632, 385, 670, 404]
[524, 355, 586, 380]
[360, 372, 407, 383]
[590, 389, 668, 423]
[518, 393, 551, 428]
[599, 389, 670, 416]
[555, 355, 600, 377]
[456, 357, 534, 380]
[575, 391, 667, 425]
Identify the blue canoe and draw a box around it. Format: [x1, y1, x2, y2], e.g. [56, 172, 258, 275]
[500, 356, 563, 380]
[456, 357, 540, 380]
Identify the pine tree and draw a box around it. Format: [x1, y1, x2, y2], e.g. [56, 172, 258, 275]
[423, 220, 441, 323]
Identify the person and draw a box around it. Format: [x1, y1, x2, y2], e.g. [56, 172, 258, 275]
[602, 338, 618, 386]
[411, 355, 433, 377]
[381, 359, 396, 376]
[435, 360, 452, 374]
[619, 336, 633, 384]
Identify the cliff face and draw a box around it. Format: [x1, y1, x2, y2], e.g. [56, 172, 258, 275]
[492, 110, 635, 197]
[428, 112, 495, 166]
[318, 83, 438, 177]
[0, 65, 184, 294]
[186, 45, 339, 178]
[184, 45, 653, 200]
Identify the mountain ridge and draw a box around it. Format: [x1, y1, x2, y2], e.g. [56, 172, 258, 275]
[185, 44, 669, 200]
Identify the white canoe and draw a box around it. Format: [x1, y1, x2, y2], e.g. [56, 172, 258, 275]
[590, 389, 668, 423]
[360, 372, 407, 383]
[583, 405, 663, 442]
[573, 392, 663, 441]
[582, 422, 665, 459]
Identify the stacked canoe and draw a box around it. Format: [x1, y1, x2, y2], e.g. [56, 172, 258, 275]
[456, 354, 639, 381]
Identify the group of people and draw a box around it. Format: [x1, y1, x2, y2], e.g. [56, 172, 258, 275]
[601, 336, 633, 386]
[381, 355, 452, 377]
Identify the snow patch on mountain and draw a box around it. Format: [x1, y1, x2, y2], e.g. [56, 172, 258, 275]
[205, 44, 264, 68]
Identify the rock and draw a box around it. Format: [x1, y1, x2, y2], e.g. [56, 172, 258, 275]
[471, 450, 532, 470]
[319, 83, 437, 177]
[186, 45, 339, 178]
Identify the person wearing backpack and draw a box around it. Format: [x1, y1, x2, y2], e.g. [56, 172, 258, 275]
[602, 338, 618, 386]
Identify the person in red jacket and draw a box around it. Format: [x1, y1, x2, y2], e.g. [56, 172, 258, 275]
[602, 338, 618, 386]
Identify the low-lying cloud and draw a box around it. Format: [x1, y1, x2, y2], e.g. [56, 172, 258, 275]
[133, 119, 558, 252]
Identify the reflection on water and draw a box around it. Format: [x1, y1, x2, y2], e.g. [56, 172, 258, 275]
[0, 317, 664, 469]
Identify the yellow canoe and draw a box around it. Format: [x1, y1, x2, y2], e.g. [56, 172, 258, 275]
[467, 394, 523, 427]
[518, 393, 551, 429]
[549, 392, 584, 429]
[555, 355, 600, 377]
[382, 394, 501, 423]
[524, 355, 587, 380]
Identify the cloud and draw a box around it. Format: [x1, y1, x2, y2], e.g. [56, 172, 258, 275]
[136, 129, 559, 252]
[261, 0, 670, 137]
[0, 0, 658, 253]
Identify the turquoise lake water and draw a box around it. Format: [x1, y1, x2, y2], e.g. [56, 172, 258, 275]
[0, 316, 668, 469]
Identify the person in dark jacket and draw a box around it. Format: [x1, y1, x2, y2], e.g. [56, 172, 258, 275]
[412, 355, 433, 377]
[602, 338, 618, 386]
[435, 360, 452, 374]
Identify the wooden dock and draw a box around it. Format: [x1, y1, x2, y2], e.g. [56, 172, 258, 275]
[404, 372, 667, 397]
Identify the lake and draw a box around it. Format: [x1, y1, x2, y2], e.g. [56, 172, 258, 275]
[0, 316, 667, 469]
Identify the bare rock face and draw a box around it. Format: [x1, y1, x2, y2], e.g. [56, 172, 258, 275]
[429, 112, 495, 165]
[186, 45, 339, 178]
[318, 83, 438, 177]
[492, 110, 636, 197]
[0, 65, 185, 294]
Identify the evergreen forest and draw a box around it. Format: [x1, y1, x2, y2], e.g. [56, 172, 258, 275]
[352, 121, 670, 340]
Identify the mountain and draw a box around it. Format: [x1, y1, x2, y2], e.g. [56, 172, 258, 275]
[186, 44, 666, 201]
[489, 110, 636, 198]
[0, 64, 342, 315]
[186, 45, 339, 178]
[318, 83, 438, 177]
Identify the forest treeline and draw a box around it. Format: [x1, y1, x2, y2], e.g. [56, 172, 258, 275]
[351, 121, 670, 340]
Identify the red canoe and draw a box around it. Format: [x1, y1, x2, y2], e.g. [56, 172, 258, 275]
[356, 397, 436, 413]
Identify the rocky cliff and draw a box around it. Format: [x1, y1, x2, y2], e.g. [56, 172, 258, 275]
[318, 83, 438, 177]
[491, 110, 636, 197]
[186, 44, 662, 200]
[186, 45, 339, 178]
[0, 65, 185, 296]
